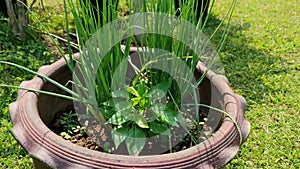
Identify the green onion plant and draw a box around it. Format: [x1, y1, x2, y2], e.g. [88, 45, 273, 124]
[0, 0, 240, 156]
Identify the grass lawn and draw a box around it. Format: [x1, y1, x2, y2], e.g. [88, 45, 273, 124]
[0, 16, 55, 168]
[0, 0, 299, 168]
[215, 0, 300, 168]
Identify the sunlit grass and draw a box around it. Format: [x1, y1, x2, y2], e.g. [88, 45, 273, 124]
[214, 0, 300, 168]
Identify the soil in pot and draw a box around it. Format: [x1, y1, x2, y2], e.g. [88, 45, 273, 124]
[49, 106, 215, 156]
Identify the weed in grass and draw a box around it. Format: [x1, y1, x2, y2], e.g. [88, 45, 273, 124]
[0, 14, 56, 168]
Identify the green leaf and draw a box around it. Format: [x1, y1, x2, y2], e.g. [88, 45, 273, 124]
[149, 80, 172, 100]
[106, 112, 127, 125]
[60, 132, 71, 139]
[139, 97, 150, 109]
[136, 82, 148, 97]
[131, 97, 141, 107]
[111, 127, 128, 149]
[151, 103, 179, 127]
[125, 126, 146, 156]
[120, 108, 140, 122]
[101, 99, 114, 107]
[112, 90, 128, 98]
[115, 101, 132, 111]
[135, 115, 149, 128]
[126, 86, 139, 97]
[161, 110, 179, 127]
[150, 103, 166, 116]
[99, 106, 115, 119]
[149, 121, 169, 135]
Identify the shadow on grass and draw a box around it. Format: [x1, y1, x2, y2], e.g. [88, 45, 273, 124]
[204, 15, 277, 105]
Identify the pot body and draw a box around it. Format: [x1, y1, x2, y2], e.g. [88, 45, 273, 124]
[9, 55, 250, 169]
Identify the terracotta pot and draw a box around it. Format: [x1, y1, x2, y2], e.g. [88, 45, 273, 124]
[9, 53, 250, 169]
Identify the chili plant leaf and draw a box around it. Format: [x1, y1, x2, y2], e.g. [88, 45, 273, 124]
[150, 103, 166, 117]
[134, 115, 149, 128]
[148, 80, 172, 100]
[161, 110, 179, 127]
[125, 126, 146, 156]
[131, 97, 141, 107]
[101, 99, 114, 107]
[114, 101, 132, 111]
[106, 112, 127, 125]
[149, 121, 169, 135]
[111, 127, 129, 149]
[139, 97, 150, 109]
[112, 90, 128, 98]
[136, 81, 148, 97]
[126, 86, 139, 97]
